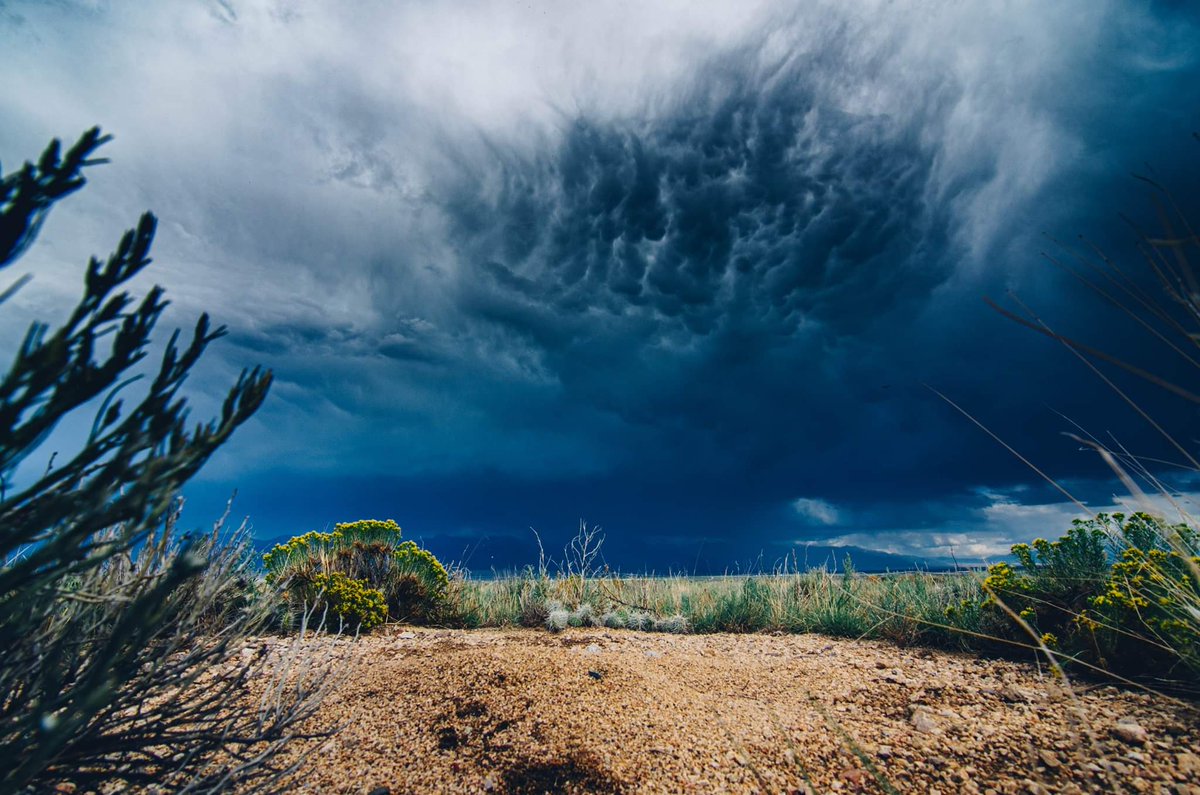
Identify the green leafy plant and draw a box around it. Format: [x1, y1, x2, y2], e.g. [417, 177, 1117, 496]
[981, 518, 1109, 626]
[390, 538, 451, 620]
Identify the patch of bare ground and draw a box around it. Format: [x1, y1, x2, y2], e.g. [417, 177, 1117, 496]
[251, 628, 1200, 794]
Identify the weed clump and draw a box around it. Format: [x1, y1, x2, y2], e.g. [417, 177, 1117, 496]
[546, 603, 570, 633]
[600, 610, 625, 629]
[653, 613, 690, 633]
[570, 602, 601, 627]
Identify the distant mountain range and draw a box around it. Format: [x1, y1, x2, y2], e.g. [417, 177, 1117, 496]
[773, 543, 968, 574]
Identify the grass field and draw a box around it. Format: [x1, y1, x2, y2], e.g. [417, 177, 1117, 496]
[444, 567, 990, 648]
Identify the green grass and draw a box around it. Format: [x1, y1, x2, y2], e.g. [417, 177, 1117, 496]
[442, 566, 989, 649]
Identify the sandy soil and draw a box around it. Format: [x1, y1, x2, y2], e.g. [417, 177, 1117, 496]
[262, 627, 1200, 794]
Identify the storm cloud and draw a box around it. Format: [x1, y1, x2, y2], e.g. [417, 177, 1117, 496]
[1, 1, 1198, 568]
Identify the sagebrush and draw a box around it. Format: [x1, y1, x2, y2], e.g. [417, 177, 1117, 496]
[0, 128, 336, 793]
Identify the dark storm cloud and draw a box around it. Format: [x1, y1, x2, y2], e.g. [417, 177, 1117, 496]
[426, 32, 1024, 486]
[450, 47, 951, 339]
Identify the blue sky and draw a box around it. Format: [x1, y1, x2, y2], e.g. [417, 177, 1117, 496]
[2, 1, 1199, 572]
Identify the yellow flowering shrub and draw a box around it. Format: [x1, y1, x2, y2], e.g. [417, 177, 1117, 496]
[981, 562, 1031, 604]
[976, 512, 1198, 680]
[264, 518, 450, 629]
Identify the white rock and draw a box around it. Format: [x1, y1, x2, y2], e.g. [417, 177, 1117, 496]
[1113, 718, 1148, 745]
[911, 710, 938, 734]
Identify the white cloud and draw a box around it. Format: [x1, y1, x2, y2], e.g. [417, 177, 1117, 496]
[813, 488, 1200, 562]
[792, 497, 841, 526]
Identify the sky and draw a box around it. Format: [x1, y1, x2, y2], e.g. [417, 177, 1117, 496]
[2, 1, 1200, 572]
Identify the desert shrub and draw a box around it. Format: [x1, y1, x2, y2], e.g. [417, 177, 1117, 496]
[0, 129, 333, 792]
[620, 610, 644, 631]
[263, 519, 403, 582]
[567, 602, 598, 627]
[971, 512, 1199, 681]
[966, 519, 1112, 653]
[265, 518, 450, 626]
[1006, 521, 1110, 611]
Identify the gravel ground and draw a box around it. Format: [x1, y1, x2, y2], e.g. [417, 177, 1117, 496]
[260, 627, 1200, 794]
